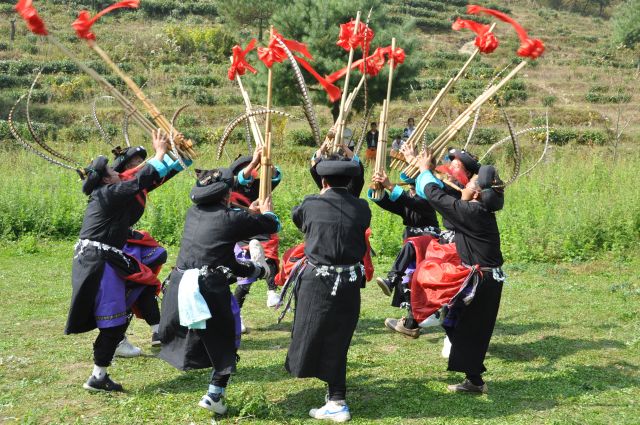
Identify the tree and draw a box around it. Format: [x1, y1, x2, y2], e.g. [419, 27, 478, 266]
[245, 0, 424, 121]
[613, 0, 640, 49]
[215, 0, 284, 41]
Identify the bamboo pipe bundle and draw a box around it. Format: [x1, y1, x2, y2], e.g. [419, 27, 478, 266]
[88, 42, 196, 159]
[48, 37, 156, 139]
[405, 23, 497, 151]
[333, 11, 362, 152]
[389, 151, 407, 170]
[259, 27, 275, 202]
[402, 61, 528, 179]
[371, 37, 397, 199]
[370, 99, 388, 199]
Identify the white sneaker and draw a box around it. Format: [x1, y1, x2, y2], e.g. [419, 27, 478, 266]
[114, 336, 141, 358]
[418, 313, 440, 328]
[239, 315, 248, 334]
[441, 336, 452, 359]
[266, 289, 280, 308]
[249, 240, 270, 280]
[198, 393, 227, 415]
[309, 400, 351, 422]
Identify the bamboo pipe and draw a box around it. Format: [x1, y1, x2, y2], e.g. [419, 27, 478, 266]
[334, 11, 362, 151]
[88, 41, 195, 159]
[406, 23, 497, 151]
[428, 61, 528, 159]
[259, 27, 275, 202]
[48, 37, 156, 136]
[372, 37, 397, 199]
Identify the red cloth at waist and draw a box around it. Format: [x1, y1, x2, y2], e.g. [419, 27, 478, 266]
[274, 228, 374, 286]
[407, 237, 470, 323]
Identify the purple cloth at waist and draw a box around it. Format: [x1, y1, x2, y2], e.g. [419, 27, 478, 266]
[94, 243, 167, 329]
[234, 244, 255, 286]
[402, 261, 416, 285]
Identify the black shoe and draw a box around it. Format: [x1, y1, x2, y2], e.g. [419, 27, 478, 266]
[376, 277, 394, 296]
[151, 332, 161, 347]
[83, 374, 124, 392]
[447, 379, 487, 394]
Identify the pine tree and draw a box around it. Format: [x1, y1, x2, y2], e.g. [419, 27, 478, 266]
[245, 0, 424, 121]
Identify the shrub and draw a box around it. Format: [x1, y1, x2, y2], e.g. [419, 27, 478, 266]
[164, 24, 235, 63]
[287, 129, 315, 147]
[542, 95, 558, 107]
[473, 128, 502, 145]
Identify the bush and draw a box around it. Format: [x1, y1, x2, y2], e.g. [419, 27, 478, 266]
[287, 129, 315, 147]
[473, 128, 502, 145]
[164, 24, 235, 63]
[542, 95, 558, 107]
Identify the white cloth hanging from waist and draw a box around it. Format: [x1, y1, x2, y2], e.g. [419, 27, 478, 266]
[177, 267, 211, 329]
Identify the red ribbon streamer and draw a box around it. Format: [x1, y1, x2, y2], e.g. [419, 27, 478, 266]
[467, 5, 544, 59]
[228, 39, 258, 81]
[14, 0, 48, 36]
[327, 44, 405, 84]
[72, 0, 139, 41]
[452, 18, 499, 54]
[336, 19, 375, 51]
[258, 29, 341, 102]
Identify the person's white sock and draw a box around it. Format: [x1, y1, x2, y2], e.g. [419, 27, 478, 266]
[150, 324, 159, 333]
[92, 365, 107, 379]
[208, 384, 225, 396]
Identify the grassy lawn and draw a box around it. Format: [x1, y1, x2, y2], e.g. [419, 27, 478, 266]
[0, 241, 638, 424]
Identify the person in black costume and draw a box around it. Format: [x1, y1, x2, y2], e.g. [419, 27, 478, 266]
[110, 144, 191, 355]
[414, 148, 506, 394]
[375, 145, 482, 338]
[285, 156, 371, 422]
[367, 169, 440, 338]
[228, 148, 283, 328]
[66, 130, 174, 392]
[158, 165, 280, 415]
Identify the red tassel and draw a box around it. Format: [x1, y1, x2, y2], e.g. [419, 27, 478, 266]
[452, 18, 499, 54]
[72, 0, 139, 41]
[467, 5, 544, 59]
[228, 39, 258, 80]
[14, 0, 48, 36]
[336, 19, 375, 51]
[380, 45, 406, 67]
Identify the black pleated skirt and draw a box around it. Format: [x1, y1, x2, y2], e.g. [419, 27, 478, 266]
[285, 266, 362, 383]
[445, 275, 503, 375]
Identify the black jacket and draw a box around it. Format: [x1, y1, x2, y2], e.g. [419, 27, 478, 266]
[78, 163, 161, 248]
[292, 188, 371, 265]
[423, 184, 503, 267]
[176, 204, 279, 274]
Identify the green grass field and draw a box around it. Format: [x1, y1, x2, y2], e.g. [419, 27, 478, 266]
[0, 241, 638, 424]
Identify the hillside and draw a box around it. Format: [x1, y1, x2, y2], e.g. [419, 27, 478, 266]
[0, 0, 638, 157]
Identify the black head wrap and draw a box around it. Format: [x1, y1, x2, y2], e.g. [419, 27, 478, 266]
[190, 167, 234, 205]
[477, 165, 504, 212]
[112, 146, 147, 173]
[315, 155, 360, 177]
[229, 155, 253, 176]
[81, 156, 109, 196]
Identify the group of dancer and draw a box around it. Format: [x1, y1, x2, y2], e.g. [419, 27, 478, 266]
[65, 128, 506, 422]
[8, 1, 548, 421]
